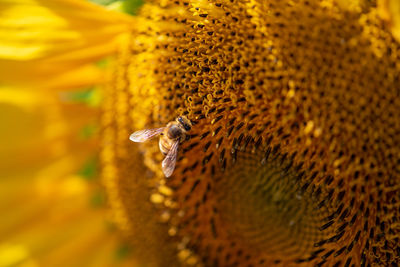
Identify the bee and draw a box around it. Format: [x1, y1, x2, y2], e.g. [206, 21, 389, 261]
[129, 116, 192, 177]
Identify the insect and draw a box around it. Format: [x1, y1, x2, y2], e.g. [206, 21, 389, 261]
[129, 116, 192, 177]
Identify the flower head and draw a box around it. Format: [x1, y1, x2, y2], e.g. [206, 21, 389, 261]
[110, 0, 400, 266]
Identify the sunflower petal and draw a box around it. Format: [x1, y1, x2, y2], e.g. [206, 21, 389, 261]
[0, 0, 134, 61]
[378, 0, 400, 42]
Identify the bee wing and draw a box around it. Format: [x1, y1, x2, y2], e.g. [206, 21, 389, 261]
[129, 128, 165, 143]
[162, 140, 179, 178]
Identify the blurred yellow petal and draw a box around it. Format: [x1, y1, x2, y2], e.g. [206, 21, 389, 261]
[0, 0, 133, 88]
[0, 89, 42, 110]
[0, 1, 138, 265]
[0, 244, 33, 267]
[0, 0, 133, 60]
[379, 0, 400, 42]
[0, 63, 106, 90]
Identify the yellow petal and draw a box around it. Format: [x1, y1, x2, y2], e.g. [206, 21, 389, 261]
[0, 0, 133, 89]
[0, 0, 134, 61]
[378, 0, 400, 42]
[0, 88, 42, 110]
[0, 63, 105, 89]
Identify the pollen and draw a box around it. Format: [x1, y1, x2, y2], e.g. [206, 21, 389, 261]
[102, 0, 400, 266]
[159, 185, 174, 196]
[150, 193, 165, 204]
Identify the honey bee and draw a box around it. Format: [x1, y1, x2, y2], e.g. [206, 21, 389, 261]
[129, 116, 192, 177]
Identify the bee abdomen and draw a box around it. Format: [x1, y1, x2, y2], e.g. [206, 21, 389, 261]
[159, 138, 172, 155]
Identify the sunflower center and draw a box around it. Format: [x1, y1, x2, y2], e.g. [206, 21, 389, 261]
[213, 150, 331, 261]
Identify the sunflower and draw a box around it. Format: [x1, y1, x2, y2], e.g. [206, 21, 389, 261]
[1, 0, 400, 266]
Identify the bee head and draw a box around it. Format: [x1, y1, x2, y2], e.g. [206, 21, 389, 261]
[177, 116, 192, 131]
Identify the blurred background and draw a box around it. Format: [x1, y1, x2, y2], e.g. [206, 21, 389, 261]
[0, 1, 143, 266]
